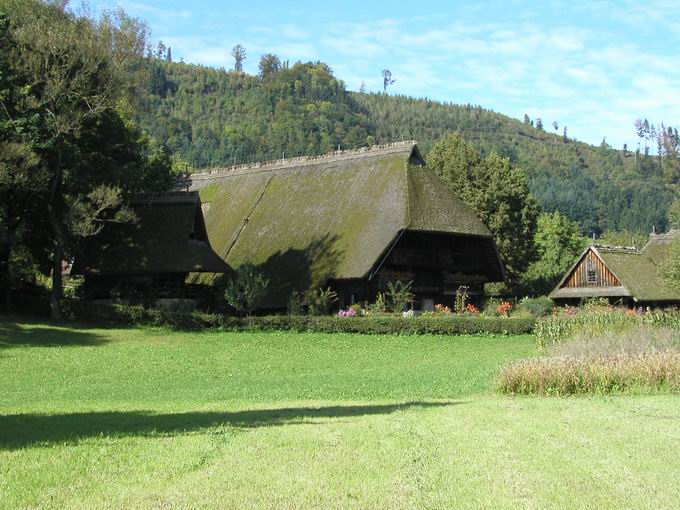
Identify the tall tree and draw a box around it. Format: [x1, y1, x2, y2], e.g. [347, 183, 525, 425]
[523, 212, 588, 295]
[381, 69, 395, 92]
[1, 0, 155, 318]
[535, 118, 543, 130]
[231, 43, 246, 72]
[258, 53, 281, 79]
[428, 134, 541, 284]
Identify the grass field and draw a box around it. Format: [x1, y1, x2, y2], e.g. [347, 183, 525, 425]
[1, 316, 680, 509]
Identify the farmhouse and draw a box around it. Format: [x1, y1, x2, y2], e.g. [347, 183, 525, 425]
[550, 230, 680, 306]
[182, 141, 505, 310]
[72, 192, 231, 306]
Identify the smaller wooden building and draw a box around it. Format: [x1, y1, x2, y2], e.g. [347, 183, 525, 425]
[550, 230, 680, 306]
[71, 192, 231, 304]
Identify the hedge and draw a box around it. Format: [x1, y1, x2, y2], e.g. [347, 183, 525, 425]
[62, 301, 535, 336]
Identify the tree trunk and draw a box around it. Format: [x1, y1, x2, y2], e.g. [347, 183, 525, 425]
[0, 235, 12, 311]
[47, 157, 64, 321]
[50, 241, 63, 320]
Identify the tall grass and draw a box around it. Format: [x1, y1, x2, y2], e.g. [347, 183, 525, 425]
[535, 311, 680, 348]
[499, 327, 680, 395]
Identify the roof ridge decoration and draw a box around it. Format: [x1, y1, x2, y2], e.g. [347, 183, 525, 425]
[592, 244, 640, 254]
[183, 140, 419, 181]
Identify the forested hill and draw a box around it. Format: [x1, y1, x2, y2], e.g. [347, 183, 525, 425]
[134, 59, 676, 236]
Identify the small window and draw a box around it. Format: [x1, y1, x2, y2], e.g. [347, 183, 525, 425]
[587, 270, 597, 284]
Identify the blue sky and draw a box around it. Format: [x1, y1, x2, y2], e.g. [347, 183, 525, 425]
[91, 0, 680, 149]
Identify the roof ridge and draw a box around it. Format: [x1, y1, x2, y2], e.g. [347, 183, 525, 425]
[130, 191, 199, 205]
[593, 244, 640, 254]
[180, 141, 418, 183]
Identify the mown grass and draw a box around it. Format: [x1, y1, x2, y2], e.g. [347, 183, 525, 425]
[2, 316, 680, 509]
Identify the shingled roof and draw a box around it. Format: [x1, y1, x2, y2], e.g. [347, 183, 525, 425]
[72, 192, 231, 276]
[184, 141, 504, 307]
[550, 230, 680, 302]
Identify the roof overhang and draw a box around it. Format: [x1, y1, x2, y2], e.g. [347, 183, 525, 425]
[551, 286, 632, 299]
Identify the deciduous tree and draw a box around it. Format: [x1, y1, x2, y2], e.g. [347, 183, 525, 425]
[428, 134, 541, 285]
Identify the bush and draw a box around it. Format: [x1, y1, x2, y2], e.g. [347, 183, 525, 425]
[63, 300, 535, 335]
[518, 296, 554, 317]
[385, 281, 414, 313]
[306, 287, 338, 316]
[287, 289, 304, 316]
[224, 264, 269, 316]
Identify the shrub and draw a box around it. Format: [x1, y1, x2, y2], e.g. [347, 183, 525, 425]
[287, 289, 304, 316]
[454, 286, 469, 314]
[518, 296, 554, 317]
[224, 264, 269, 316]
[63, 300, 535, 335]
[367, 292, 387, 314]
[306, 287, 338, 316]
[385, 280, 414, 313]
[482, 298, 501, 317]
[337, 308, 357, 317]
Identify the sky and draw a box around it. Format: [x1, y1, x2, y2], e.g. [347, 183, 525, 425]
[90, 0, 680, 149]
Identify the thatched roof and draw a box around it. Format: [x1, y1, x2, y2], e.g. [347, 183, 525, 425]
[551, 231, 680, 302]
[72, 193, 231, 276]
[185, 141, 503, 307]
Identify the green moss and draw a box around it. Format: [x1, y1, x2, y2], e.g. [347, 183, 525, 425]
[197, 146, 501, 306]
[198, 184, 220, 204]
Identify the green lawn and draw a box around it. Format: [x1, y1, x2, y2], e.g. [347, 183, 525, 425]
[1, 317, 680, 509]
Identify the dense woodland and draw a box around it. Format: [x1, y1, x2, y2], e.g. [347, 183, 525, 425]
[135, 57, 678, 237]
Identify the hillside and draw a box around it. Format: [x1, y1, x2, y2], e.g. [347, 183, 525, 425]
[133, 59, 674, 236]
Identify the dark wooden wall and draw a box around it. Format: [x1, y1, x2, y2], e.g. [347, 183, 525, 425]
[563, 250, 620, 288]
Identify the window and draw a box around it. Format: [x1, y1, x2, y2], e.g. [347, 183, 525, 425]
[587, 270, 597, 284]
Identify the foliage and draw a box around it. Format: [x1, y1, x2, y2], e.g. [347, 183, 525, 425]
[305, 286, 338, 316]
[454, 286, 468, 314]
[224, 264, 269, 315]
[286, 289, 304, 316]
[337, 308, 357, 317]
[522, 212, 589, 294]
[367, 292, 387, 314]
[428, 134, 540, 284]
[385, 280, 414, 313]
[0, 1, 173, 317]
[668, 197, 680, 229]
[62, 300, 536, 335]
[518, 296, 554, 317]
[134, 59, 372, 168]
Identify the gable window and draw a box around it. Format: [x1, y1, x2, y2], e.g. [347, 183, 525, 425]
[587, 270, 597, 284]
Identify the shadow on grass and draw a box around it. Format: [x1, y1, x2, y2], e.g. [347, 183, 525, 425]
[0, 401, 462, 450]
[0, 316, 109, 348]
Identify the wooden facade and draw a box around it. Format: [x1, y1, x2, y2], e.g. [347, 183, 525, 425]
[333, 231, 501, 310]
[563, 249, 620, 288]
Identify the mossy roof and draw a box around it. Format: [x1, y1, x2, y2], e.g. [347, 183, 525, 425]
[551, 232, 680, 302]
[188, 142, 502, 307]
[72, 193, 232, 276]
